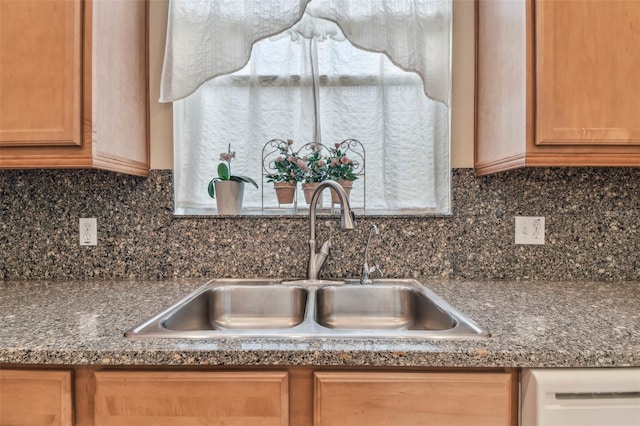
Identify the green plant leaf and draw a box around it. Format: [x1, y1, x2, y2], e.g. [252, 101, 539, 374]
[217, 162, 230, 180]
[207, 179, 216, 198]
[231, 175, 259, 188]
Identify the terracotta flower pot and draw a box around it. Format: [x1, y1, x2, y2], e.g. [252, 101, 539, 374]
[302, 182, 322, 205]
[274, 182, 296, 204]
[215, 180, 244, 215]
[331, 180, 353, 203]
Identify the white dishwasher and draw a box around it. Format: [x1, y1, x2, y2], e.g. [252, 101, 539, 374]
[521, 368, 640, 426]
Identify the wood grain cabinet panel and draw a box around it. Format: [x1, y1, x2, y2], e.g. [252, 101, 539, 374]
[314, 371, 516, 426]
[475, 0, 640, 175]
[536, 0, 640, 146]
[0, 369, 73, 426]
[0, 0, 82, 147]
[0, 0, 149, 176]
[93, 371, 289, 426]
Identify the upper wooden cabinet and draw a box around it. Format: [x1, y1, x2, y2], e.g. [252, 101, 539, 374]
[0, 0, 82, 148]
[475, 0, 640, 175]
[0, 0, 149, 176]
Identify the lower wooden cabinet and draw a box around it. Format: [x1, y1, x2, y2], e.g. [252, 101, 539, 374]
[0, 367, 517, 426]
[314, 371, 516, 426]
[0, 369, 73, 426]
[93, 371, 289, 426]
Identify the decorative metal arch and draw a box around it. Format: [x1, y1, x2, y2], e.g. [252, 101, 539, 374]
[261, 138, 366, 213]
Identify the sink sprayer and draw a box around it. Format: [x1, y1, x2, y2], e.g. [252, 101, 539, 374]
[361, 224, 383, 284]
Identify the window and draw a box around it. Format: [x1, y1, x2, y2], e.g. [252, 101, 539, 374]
[166, 1, 452, 215]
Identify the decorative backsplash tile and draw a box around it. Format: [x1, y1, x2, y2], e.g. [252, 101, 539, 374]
[1, 168, 639, 281]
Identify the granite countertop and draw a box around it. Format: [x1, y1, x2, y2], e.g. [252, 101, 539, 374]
[0, 278, 638, 368]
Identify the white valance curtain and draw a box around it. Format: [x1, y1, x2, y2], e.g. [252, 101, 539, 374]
[160, 0, 452, 106]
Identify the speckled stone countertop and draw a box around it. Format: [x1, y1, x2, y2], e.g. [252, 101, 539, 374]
[0, 278, 638, 368]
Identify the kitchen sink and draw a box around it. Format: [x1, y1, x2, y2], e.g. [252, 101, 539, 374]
[125, 279, 490, 339]
[315, 285, 456, 330]
[163, 285, 308, 331]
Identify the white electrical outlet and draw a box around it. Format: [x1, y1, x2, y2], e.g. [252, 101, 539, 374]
[515, 216, 545, 245]
[79, 218, 97, 246]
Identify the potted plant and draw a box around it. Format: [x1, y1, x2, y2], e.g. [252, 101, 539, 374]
[265, 139, 303, 204]
[207, 144, 258, 215]
[326, 142, 358, 203]
[301, 143, 328, 204]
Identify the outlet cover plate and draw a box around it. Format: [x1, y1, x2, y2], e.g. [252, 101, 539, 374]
[79, 218, 97, 246]
[515, 216, 545, 245]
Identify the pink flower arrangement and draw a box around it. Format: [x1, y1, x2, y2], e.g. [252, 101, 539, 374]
[267, 140, 358, 184]
[266, 139, 304, 183]
[302, 145, 328, 183]
[326, 142, 357, 182]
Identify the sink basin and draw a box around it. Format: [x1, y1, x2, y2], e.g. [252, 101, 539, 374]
[315, 285, 456, 330]
[163, 285, 308, 331]
[125, 279, 489, 339]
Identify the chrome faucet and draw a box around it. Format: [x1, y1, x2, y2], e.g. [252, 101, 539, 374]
[361, 224, 383, 284]
[307, 180, 356, 280]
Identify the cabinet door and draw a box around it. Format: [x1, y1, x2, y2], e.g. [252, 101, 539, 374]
[536, 0, 640, 146]
[93, 371, 289, 426]
[0, 369, 73, 426]
[0, 0, 82, 147]
[0, 0, 149, 176]
[314, 371, 516, 426]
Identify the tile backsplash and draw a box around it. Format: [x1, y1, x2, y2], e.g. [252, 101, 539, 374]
[1, 168, 639, 281]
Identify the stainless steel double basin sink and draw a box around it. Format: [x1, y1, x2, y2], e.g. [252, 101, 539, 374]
[125, 279, 490, 339]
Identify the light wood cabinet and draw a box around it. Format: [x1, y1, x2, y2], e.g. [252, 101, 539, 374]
[0, 369, 73, 426]
[314, 371, 516, 426]
[475, 0, 640, 175]
[93, 371, 289, 426]
[0, 0, 149, 177]
[1, 366, 517, 426]
[0, 0, 82, 148]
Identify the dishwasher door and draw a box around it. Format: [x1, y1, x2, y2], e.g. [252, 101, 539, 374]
[521, 368, 640, 426]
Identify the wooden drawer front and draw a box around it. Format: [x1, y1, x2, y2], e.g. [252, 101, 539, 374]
[94, 371, 289, 426]
[0, 369, 72, 426]
[314, 371, 514, 426]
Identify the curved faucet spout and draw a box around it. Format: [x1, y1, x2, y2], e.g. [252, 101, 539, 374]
[308, 180, 357, 280]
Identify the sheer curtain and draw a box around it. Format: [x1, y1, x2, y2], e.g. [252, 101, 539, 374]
[166, 1, 452, 215]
